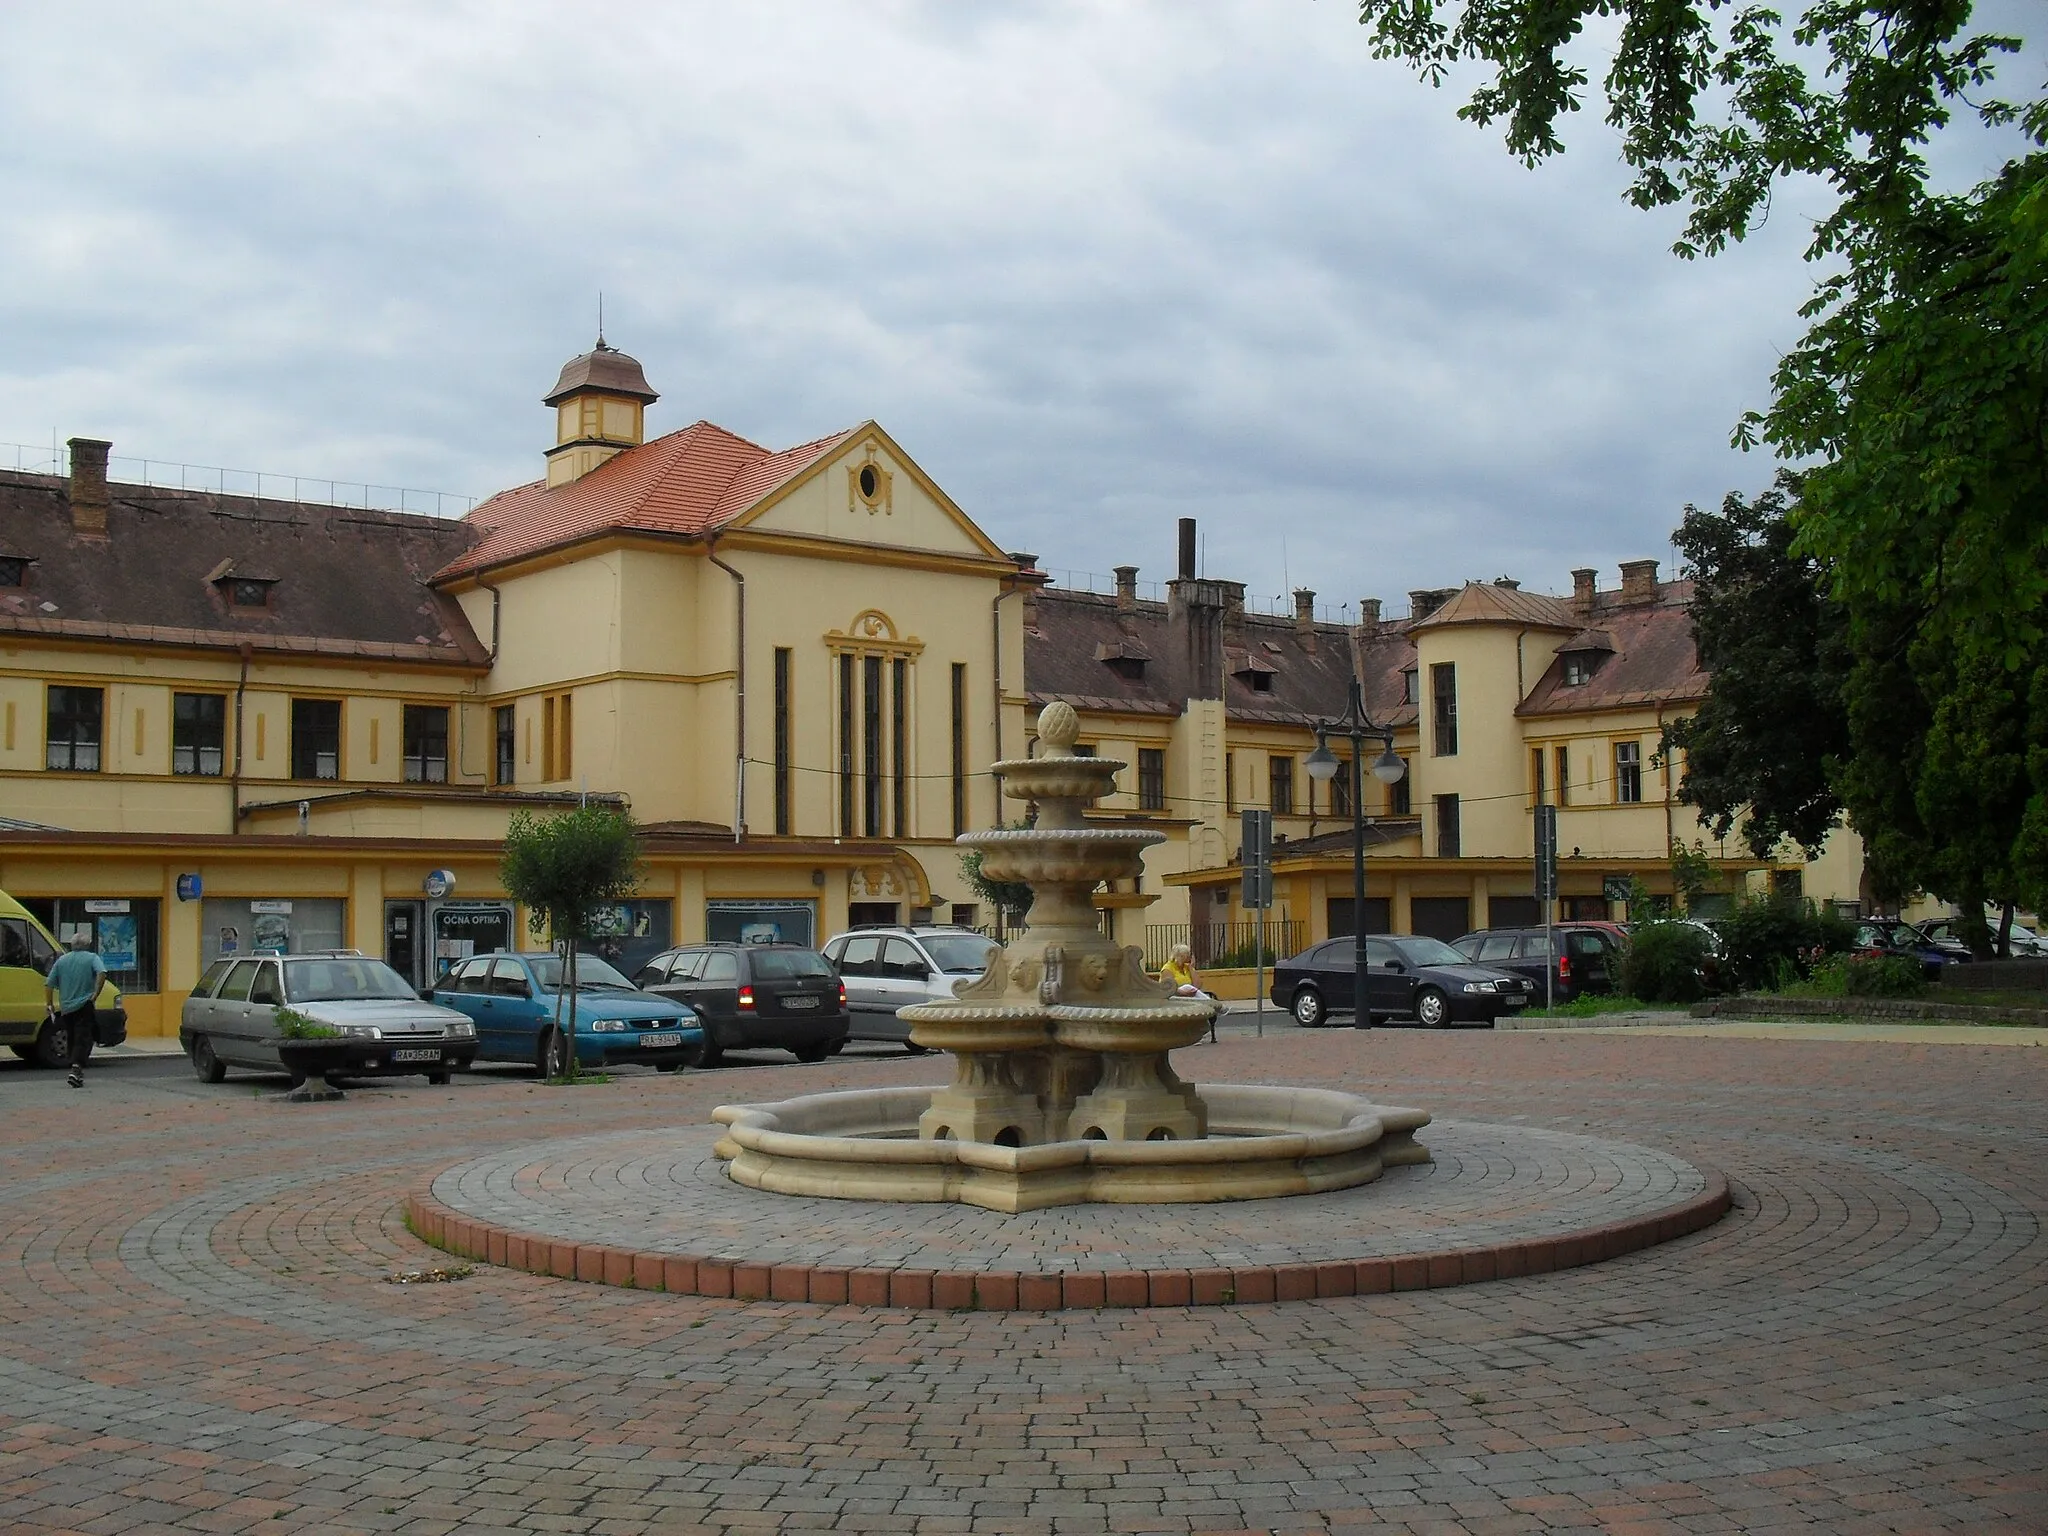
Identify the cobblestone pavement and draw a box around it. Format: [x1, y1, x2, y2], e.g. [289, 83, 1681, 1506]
[1, 1029, 2042, 1534]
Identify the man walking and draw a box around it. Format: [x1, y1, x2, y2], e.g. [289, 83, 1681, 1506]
[45, 931, 107, 1089]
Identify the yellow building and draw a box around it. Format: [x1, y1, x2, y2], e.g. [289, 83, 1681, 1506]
[1026, 523, 1861, 969]
[0, 341, 1040, 1034]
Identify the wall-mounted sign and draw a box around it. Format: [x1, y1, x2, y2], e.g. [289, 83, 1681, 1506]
[249, 899, 294, 914]
[424, 868, 456, 899]
[83, 898, 131, 914]
[1602, 876, 1634, 904]
[176, 874, 203, 902]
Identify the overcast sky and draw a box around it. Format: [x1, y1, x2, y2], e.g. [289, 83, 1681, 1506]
[1, 2, 2037, 619]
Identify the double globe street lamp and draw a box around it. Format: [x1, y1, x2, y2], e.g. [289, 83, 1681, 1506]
[1303, 677, 1407, 1028]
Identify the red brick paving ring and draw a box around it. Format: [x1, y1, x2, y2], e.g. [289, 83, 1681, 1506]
[405, 1119, 1731, 1310]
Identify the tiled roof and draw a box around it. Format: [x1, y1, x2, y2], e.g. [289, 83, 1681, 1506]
[1518, 583, 1707, 715]
[437, 420, 860, 580]
[0, 471, 488, 666]
[1025, 589, 1420, 731]
[1408, 581, 1579, 631]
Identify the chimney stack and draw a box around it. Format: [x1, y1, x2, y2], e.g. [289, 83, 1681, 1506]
[1176, 517, 1197, 580]
[1357, 597, 1381, 635]
[1010, 552, 1040, 626]
[67, 437, 111, 538]
[1619, 559, 1660, 605]
[1293, 588, 1317, 652]
[1409, 588, 1454, 621]
[1113, 564, 1139, 634]
[1571, 567, 1597, 617]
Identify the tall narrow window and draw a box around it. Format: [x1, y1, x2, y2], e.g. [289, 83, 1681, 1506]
[1555, 743, 1571, 806]
[402, 705, 449, 783]
[542, 696, 557, 780]
[862, 655, 884, 838]
[950, 663, 967, 837]
[1434, 793, 1461, 857]
[773, 648, 793, 836]
[891, 657, 909, 838]
[1431, 663, 1458, 756]
[1390, 760, 1411, 817]
[172, 692, 226, 776]
[291, 699, 342, 780]
[1268, 755, 1294, 814]
[838, 654, 855, 837]
[1138, 748, 1166, 811]
[45, 686, 102, 772]
[1331, 759, 1352, 817]
[556, 693, 572, 781]
[1614, 740, 1643, 803]
[1225, 751, 1236, 813]
[494, 704, 516, 786]
[1531, 746, 1547, 806]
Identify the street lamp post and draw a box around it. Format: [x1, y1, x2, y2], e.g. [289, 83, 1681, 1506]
[1304, 677, 1407, 1029]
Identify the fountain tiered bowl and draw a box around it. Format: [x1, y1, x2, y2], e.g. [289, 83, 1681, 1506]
[713, 701, 1430, 1212]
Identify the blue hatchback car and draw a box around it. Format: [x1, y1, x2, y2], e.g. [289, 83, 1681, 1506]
[427, 951, 702, 1074]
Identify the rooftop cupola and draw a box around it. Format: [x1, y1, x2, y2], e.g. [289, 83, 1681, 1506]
[542, 336, 659, 488]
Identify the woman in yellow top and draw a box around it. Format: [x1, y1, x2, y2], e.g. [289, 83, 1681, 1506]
[1161, 943, 1202, 996]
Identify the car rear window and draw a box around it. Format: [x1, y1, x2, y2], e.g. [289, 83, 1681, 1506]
[750, 949, 833, 980]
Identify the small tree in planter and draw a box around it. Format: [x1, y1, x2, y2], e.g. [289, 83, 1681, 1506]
[273, 1005, 346, 1099]
[499, 806, 643, 1082]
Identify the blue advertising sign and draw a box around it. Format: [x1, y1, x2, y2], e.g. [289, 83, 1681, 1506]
[176, 873, 203, 902]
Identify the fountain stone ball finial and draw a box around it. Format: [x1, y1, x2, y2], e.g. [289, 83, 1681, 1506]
[1037, 701, 1081, 756]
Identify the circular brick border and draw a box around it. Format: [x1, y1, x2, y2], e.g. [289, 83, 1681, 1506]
[401, 1168, 1730, 1311]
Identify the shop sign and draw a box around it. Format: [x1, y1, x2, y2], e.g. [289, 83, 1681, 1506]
[424, 869, 456, 899]
[176, 874, 203, 902]
[1602, 876, 1634, 904]
[83, 899, 130, 914]
[250, 899, 294, 914]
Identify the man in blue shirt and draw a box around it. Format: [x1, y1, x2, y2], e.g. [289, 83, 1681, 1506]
[45, 933, 107, 1088]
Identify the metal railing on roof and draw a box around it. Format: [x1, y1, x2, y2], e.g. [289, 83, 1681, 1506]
[1039, 566, 1360, 625]
[2, 440, 478, 518]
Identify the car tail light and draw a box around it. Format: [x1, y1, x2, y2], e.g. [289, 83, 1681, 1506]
[738, 985, 755, 1011]
[1557, 954, 1573, 985]
[838, 982, 848, 1008]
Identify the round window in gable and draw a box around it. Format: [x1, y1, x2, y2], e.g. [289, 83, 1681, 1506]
[857, 464, 880, 501]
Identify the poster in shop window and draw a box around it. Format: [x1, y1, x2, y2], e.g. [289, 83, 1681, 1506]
[96, 915, 138, 973]
[252, 913, 291, 954]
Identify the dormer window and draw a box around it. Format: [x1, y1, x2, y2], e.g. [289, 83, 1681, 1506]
[1094, 638, 1149, 681]
[1562, 654, 1594, 687]
[229, 579, 272, 609]
[1555, 628, 1615, 687]
[1401, 668, 1419, 704]
[1248, 671, 1274, 693]
[0, 556, 28, 588]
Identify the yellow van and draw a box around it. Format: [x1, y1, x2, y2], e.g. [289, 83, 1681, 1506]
[0, 890, 127, 1067]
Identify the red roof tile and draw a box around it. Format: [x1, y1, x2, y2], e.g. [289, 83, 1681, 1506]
[438, 420, 861, 580]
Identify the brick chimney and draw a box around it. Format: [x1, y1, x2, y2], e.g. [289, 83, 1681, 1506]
[1356, 597, 1381, 635]
[68, 437, 111, 538]
[1293, 588, 1317, 652]
[1571, 567, 1597, 617]
[1165, 519, 1237, 699]
[1619, 559, 1660, 605]
[1409, 588, 1454, 621]
[1113, 565, 1139, 635]
[1010, 552, 1040, 626]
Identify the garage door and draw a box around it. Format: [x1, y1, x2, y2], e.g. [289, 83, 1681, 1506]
[1408, 897, 1472, 942]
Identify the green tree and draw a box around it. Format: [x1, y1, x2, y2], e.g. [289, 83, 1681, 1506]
[958, 822, 1034, 925]
[1663, 475, 1851, 859]
[498, 806, 643, 1079]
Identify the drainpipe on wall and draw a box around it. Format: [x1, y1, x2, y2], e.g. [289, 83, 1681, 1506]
[706, 538, 746, 842]
[455, 575, 503, 782]
[230, 643, 252, 834]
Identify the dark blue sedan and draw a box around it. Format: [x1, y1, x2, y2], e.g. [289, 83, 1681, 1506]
[427, 951, 702, 1074]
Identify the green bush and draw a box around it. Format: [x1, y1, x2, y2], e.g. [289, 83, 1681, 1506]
[1720, 891, 1856, 991]
[1619, 921, 1712, 1003]
[1803, 953, 1924, 998]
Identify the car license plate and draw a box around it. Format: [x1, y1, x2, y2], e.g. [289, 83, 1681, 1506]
[393, 1047, 441, 1063]
[1501, 996, 1527, 1009]
[783, 995, 819, 1010]
[641, 1034, 679, 1046]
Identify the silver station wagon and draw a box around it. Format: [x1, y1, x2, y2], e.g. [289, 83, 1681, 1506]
[180, 949, 478, 1085]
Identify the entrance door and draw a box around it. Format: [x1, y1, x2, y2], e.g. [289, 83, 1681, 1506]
[385, 902, 425, 989]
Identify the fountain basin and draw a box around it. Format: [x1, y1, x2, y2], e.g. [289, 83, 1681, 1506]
[712, 1084, 1431, 1213]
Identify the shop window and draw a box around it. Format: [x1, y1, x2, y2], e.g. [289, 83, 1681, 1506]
[18, 898, 160, 993]
[1431, 663, 1458, 756]
[1614, 740, 1643, 803]
[173, 692, 226, 776]
[578, 899, 674, 979]
[45, 685, 102, 772]
[1268, 755, 1294, 814]
[291, 698, 341, 780]
[706, 900, 817, 947]
[403, 704, 449, 783]
[494, 704, 516, 786]
[1138, 748, 1166, 811]
[200, 897, 346, 965]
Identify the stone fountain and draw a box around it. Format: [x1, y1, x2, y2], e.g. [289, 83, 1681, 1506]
[713, 701, 1429, 1211]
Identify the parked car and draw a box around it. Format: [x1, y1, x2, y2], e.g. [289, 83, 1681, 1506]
[0, 889, 127, 1067]
[1852, 921, 1951, 981]
[1449, 922, 1624, 1004]
[1271, 934, 1534, 1028]
[181, 950, 477, 1085]
[634, 943, 848, 1065]
[1914, 916, 2048, 959]
[428, 951, 701, 1074]
[821, 926, 1001, 1051]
